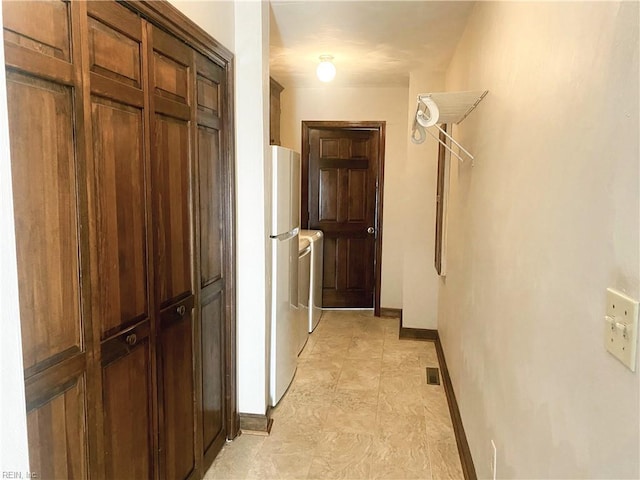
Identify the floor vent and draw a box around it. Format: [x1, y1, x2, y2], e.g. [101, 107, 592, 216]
[426, 367, 440, 385]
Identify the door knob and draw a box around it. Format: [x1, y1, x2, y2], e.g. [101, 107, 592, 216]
[367, 227, 375, 234]
[176, 305, 186, 317]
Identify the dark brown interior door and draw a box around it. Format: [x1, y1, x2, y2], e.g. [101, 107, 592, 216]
[308, 127, 379, 308]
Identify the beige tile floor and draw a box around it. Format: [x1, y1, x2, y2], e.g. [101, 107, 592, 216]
[204, 310, 464, 480]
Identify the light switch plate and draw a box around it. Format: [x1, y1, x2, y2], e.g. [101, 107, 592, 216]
[604, 288, 639, 371]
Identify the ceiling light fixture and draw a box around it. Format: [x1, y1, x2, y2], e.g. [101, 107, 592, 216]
[316, 55, 336, 83]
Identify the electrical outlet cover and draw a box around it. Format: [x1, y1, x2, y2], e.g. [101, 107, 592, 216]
[604, 288, 639, 371]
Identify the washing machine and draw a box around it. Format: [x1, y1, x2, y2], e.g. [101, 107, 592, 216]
[299, 230, 323, 332]
[297, 237, 311, 354]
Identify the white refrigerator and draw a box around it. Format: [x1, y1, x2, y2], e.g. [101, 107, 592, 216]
[269, 145, 301, 406]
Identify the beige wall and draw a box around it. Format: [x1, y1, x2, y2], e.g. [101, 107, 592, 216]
[402, 68, 445, 329]
[168, 0, 235, 52]
[439, 2, 639, 478]
[233, 1, 272, 415]
[280, 86, 408, 309]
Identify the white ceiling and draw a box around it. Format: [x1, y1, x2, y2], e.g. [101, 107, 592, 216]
[269, 1, 475, 88]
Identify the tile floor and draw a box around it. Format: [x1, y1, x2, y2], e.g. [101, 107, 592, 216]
[204, 310, 464, 480]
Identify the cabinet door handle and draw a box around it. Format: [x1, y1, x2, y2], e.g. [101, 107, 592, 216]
[125, 334, 137, 346]
[176, 305, 186, 317]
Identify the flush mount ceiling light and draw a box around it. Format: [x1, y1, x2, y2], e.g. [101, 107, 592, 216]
[316, 55, 336, 83]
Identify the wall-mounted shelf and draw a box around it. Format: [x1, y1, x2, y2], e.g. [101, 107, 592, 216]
[411, 90, 488, 162]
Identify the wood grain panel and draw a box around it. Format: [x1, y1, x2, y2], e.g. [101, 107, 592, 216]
[161, 310, 195, 480]
[347, 238, 367, 290]
[347, 170, 367, 221]
[201, 290, 224, 453]
[88, 16, 141, 88]
[322, 237, 337, 289]
[2, 41, 74, 86]
[153, 114, 192, 306]
[27, 377, 87, 480]
[7, 72, 81, 371]
[319, 138, 339, 158]
[351, 138, 369, 158]
[319, 169, 338, 222]
[197, 75, 218, 116]
[102, 342, 153, 480]
[2, 1, 71, 62]
[86, 1, 142, 39]
[198, 126, 222, 287]
[154, 52, 188, 104]
[91, 98, 148, 337]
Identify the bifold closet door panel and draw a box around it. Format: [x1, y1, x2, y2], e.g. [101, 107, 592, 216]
[85, 3, 156, 478]
[195, 52, 227, 465]
[2, 2, 91, 478]
[148, 24, 197, 480]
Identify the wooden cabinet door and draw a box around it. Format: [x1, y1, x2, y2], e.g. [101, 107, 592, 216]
[84, 3, 156, 478]
[194, 52, 227, 468]
[3, 2, 90, 477]
[148, 24, 197, 480]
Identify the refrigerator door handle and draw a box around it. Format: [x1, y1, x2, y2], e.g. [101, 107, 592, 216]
[269, 227, 299, 241]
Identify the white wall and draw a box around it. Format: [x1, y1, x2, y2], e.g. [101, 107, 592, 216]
[280, 86, 408, 309]
[0, 7, 30, 473]
[439, 2, 640, 478]
[168, 0, 235, 52]
[234, 0, 272, 416]
[402, 68, 445, 329]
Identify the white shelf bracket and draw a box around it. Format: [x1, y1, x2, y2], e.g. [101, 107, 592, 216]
[410, 90, 488, 162]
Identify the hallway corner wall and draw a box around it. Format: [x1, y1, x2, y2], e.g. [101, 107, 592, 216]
[234, 0, 272, 416]
[401, 68, 445, 329]
[438, 2, 639, 478]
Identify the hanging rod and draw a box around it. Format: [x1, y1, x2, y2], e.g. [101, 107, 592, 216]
[410, 90, 488, 162]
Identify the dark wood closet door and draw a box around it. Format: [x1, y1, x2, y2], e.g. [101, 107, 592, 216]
[148, 24, 197, 480]
[4, 1, 237, 478]
[3, 2, 90, 477]
[308, 128, 379, 308]
[84, 2, 156, 478]
[194, 52, 227, 468]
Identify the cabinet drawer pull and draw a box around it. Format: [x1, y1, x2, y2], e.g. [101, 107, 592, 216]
[176, 305, 186, 317]
[125, 334, 137, 346]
